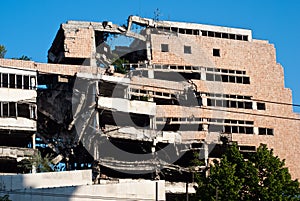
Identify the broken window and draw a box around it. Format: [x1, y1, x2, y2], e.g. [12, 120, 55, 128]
[17, 103, 30, 118]
[161, 44, 169, 52]
[184, 45, 192, 54]
[213, 49, 220, 57]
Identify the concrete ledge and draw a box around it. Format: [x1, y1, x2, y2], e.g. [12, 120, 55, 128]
[0, 170, 92, 191]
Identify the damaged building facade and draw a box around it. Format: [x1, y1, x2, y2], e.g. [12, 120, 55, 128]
[0, 65, 37, 172]
[0, 15, 299, 196]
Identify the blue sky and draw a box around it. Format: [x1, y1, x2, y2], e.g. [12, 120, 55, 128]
[0, 0, 299, 112]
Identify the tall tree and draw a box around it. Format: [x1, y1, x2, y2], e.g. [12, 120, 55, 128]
[193, 144, 300, 201]
[0, 45, 7, 58]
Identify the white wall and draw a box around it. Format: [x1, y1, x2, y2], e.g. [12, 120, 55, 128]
[0, 170, 92, 191]
[0, 179, 165, 201]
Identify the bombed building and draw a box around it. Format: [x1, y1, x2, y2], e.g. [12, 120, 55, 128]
[0, 15, 299, 190]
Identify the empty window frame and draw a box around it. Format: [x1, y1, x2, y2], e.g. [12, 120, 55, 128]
[161, 44, 169, 52]
[213, 49, 220, 57]
[184, 45, 192, 54]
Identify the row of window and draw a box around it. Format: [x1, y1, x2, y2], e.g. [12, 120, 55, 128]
[130, 87, 266, 110]
[207, 98, 266, 110]
[157, 117, 254, 126]
[156, 117, 273, 135]
[155, 26, 249, 42]
[206, 73, 250, 84]
[0, 73, 36, 90]
[151, 64, 250, 84]
[0, 102, 36, 119]
[161, 44, 192, 54]
[203, 93, 250, 100]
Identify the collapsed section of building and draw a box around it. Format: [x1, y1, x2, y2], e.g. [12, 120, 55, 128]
[0, 16, 299, 195]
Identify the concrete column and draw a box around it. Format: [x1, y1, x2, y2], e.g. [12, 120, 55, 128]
[32, 133, 36, 149]
[148, 69, 154, 79]
[146, 28, 152, 61]
[203, 118, 208, 131]
[90, 26, 97, 67]
[252, 101, 257, 110]
[254, 127, 259, 135]
[201, 94, 207, 106]
[200, 67, 206, 80]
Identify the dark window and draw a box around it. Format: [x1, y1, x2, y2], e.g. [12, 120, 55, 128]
[201, 31, 208, 36]
[16, 75, 22, 89]
[161, 44, 169, 52]
[232, 126, 238, 133]
[229, 34, 236, 39]
[215, 32, 221, 38]
[9, 74, 15, 88]
[239, 126, 246, 133]
[17, 103, 30, 118]
[243, 77, 250, 84]
[238, 102, 244, 108]
[221, 75, 228, 82]
[230, 101, 237, 108]
[257, 102, 266, 110]
[24, 76, 30, 89]
[246, 127, 253, 134]
[9, 102, 16, 117]
[208, 31, 214, 37]
[267, 128, 274, 135]
[243, 36, 248, 41]
[236, 35, 243, 40]
[259, 128, 266, 135]
[184, 45, 192, 54]
[236, 76, 243, 83]
[222, 33, 229, 39]
[229, 76, 235, 83]
[216, 99, 222, 107]
[215, 74, 221, 82]
[213, 49, 220, 57]
[245, 102, 252, 109]
[206, 73, 214, 81]
[3, 103, 8, 117]
[224, 126, 231, 133]
[2, 74, 8, 88]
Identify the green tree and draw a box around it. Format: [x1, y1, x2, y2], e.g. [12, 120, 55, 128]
[0, 45, 7, 58]
[0, 195, 11, 201]
[12, 55, 31, 60]
[193, 144, 300, 201]
[18, 151, 54, 173]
